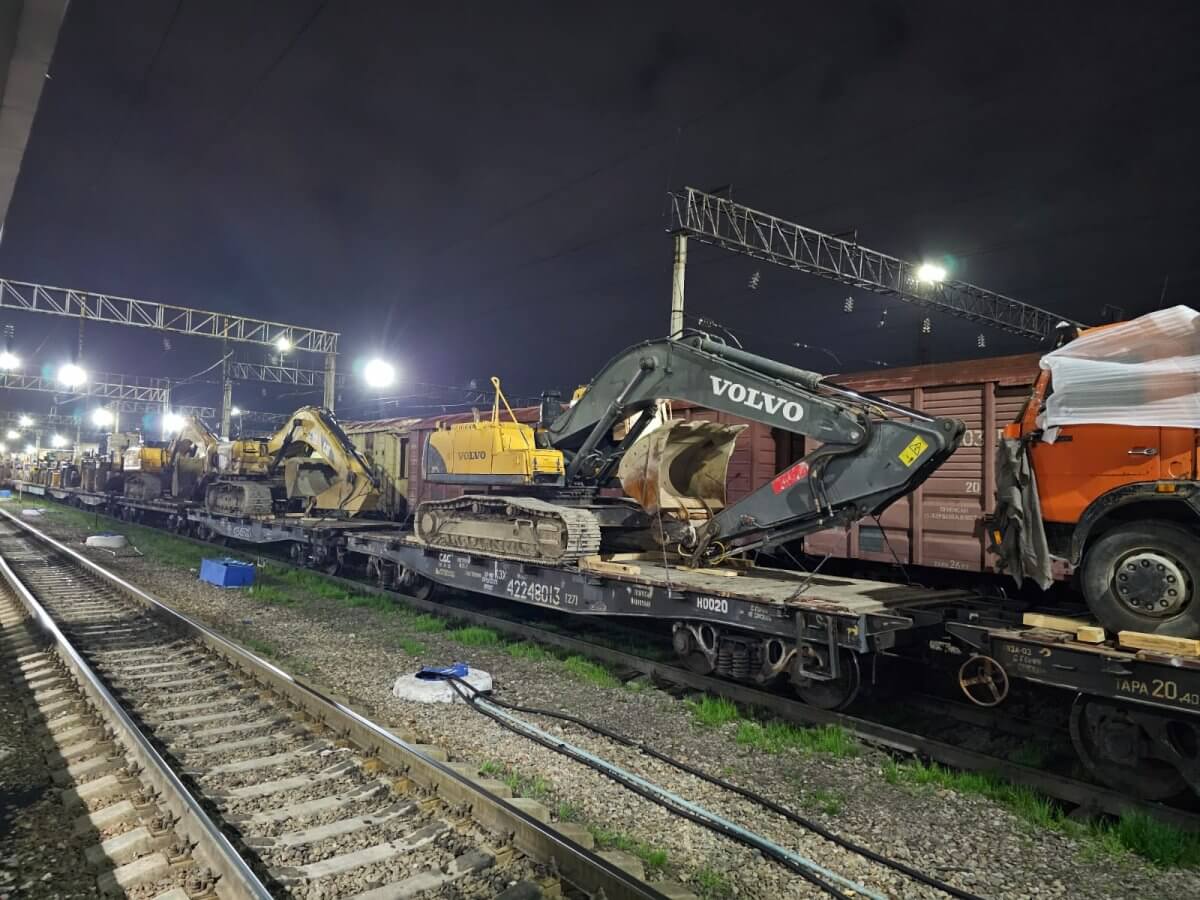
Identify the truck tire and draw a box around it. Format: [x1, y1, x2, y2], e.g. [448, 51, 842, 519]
[1081, 522, 1200, 637]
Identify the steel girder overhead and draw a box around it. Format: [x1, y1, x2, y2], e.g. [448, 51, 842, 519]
[228, 360, 346, 387]
[1, 409, 79, 427]
[0, 278, 340, 352]
[0, 370, 170, 402]
[667, 186, 1081, 342]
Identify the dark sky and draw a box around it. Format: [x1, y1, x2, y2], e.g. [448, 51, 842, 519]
[2, 0, 1199, 419]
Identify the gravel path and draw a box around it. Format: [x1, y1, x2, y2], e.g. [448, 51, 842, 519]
[18, 504, 1200, 900]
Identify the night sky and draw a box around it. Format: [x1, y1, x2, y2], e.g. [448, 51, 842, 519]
[1, 1, 1199, 420]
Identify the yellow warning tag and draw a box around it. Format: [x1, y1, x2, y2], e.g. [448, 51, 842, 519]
[899, 436, 929, 467]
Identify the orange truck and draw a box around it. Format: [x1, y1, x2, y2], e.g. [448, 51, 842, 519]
[994, 307, 1200, 637]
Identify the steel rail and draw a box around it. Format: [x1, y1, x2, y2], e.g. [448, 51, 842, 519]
[16, 495, 1200, 831]
[0, 538, 274, 898]
[0, 508, 668, 900]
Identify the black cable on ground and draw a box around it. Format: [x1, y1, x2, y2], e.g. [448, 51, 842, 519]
[446, 678, 856, 900]
[449, 676, 984, 900]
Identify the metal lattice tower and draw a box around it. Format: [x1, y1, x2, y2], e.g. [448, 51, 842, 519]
[667, 186, 1082, 342]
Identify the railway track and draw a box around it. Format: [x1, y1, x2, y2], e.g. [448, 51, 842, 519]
[0, 513, 678, 900]
[15, 500, 1200, 833]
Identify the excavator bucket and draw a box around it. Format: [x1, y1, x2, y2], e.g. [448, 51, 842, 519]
[618, 420, 746, 521]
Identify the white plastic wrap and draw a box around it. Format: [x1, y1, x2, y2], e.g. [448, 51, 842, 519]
[1041, 305, 1200, 429]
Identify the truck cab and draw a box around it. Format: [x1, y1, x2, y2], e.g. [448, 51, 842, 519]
[1004, 318, 1200, 637]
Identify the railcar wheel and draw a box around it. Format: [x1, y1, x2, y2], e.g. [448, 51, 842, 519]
[673, 623, 718, 675]
[1069, 694, 1190, 800]
[402, 571, 436, 601]
[791, 650, 861, 710]
[1082, 523, 1200, 636]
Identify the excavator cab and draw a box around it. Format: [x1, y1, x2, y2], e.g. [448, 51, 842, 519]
[423, 378, 566, 486]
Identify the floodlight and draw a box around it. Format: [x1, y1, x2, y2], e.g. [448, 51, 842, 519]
[18, 415, 32, 427]
[57, 363, 87, 387]
[363, 358, 396, 389]
[0, 351, 18, 369]
[5, 429, 18, 440]
[50, 433, 67, 448]
[163, 413, 185, 433]
[275, 336, 292, 353]
[91, 408, 114, 428]
[916, 263, 947, 284]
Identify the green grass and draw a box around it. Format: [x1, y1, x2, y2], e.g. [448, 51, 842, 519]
[34, 500, 213, 569]
[735, 721, 859, 757]
[588, 825, 669, 872]
[503, 641, 557, 662]
[804, 788, 843, 815]
[1101, 812, 1200, 868]
[480, 761, 550, 802]
[409, 613, 447, 633]
[555, 801, 583, 822]
[285, 656, 315, 676]
[884, 757, 1200, 867]
[684, 693, 858, 757]
[242, 636, 278, 659]
[448, 625, 501, 647]
[394, 636, 425, 655]
[685, 695, 740, 727]
[694, 866, 733, 899]
[562, 655, 620, 688]
[247, 582, 293, 605]
[345, 593, 396, 612]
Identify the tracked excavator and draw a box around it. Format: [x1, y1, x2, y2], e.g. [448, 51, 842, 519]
[122, 417, 224, 502]
[417, 335, 965, 565]
[205, 406, 383, 518]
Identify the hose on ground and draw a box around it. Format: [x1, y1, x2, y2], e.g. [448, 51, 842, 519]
[448, 675, 984, 900]
[447, 677, 865, 900]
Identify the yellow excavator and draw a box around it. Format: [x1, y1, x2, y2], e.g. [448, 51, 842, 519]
[205, 406, 384, 518]
[122, 417, 223, 502]
[418, 336, 964, 565]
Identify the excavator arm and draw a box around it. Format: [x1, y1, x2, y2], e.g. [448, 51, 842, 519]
[547, 335, 964, 559]
[168, 417, 219, 465]
[266, 407, 382, 516]
[167, 416, 221, 500]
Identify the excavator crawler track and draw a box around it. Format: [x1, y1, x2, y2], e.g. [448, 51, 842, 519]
[206, 480, 274, 517]
[415, 495, 601, 563]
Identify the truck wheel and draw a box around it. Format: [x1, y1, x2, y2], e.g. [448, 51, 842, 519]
[1082, 523, 1200, 636]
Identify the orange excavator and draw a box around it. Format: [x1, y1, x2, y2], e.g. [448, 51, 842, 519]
[993, 306, 1200, 637]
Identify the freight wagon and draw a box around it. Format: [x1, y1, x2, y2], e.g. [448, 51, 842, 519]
[802, 353, 1041, 574]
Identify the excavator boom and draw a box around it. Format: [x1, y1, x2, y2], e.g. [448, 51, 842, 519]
[266, 406, 382, 516]
[546, 335, 963, 559]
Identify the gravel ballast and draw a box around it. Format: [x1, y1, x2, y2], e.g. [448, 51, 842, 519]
[15, 503, 1200, 900]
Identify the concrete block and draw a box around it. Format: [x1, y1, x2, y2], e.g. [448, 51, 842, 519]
[97, 850, 170, 895]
